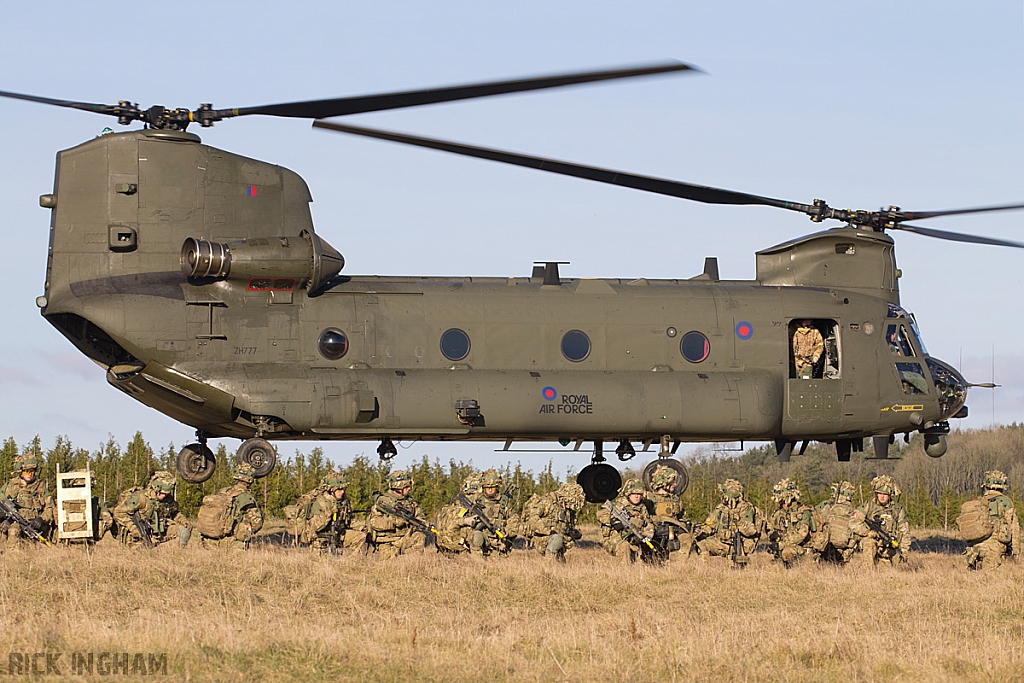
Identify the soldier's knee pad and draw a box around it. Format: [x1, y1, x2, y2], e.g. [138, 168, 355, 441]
[471, 530, 485, 550]
[547, 534, 565, 555]
[177, 526, 191, 547]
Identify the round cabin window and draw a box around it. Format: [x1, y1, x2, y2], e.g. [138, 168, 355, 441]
[561, 330, 591, 362]
[440, 328, 471, 361]
[680, 331, 710, 363]
[318, 328, 349, 361]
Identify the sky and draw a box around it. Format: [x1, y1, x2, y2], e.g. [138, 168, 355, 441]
[0, 2, 1022, 475]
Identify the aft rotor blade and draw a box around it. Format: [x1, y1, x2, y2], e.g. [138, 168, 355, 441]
[313, 120, 810, 211]
[0, 89, 119, 116]
[897, 202, 1024, 221]
[893, 223, 1024, 249]
[231, 62, 697, 120]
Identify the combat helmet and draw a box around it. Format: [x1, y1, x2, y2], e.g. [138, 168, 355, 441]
[322, 473, 348, 491]
[233, 462, 256, 484]
[831, 480, 856, 503]
[148, 470, 176, 494]
[15, 454, 40, 472]
[772, 478, 801, 505]
[461, 472, 483, 496]
[621, 478, 646, 499]
[983, 470, 1008, 492]
[555, 482, 585, 511]
[387, 469, 413, 490]
[719, 479, 744, 503]
[650, 465, 680, 491]
[481, 468, 503, 491]
[871, 474, 899, 498]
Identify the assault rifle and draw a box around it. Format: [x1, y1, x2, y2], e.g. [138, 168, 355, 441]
[864, 515, 901, 555]
[730, 523, 743, 568]
[456, 492, 512, 550]
[0, 496, 52, 547]
[602, 501, 657, 557]
[130, 510, 155, 549]
[377, 501, 439, 539]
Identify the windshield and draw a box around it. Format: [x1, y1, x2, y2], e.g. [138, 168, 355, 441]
[886, 303, 929, 356]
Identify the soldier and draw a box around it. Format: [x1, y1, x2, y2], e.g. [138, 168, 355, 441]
[367, 469, 428, 558]
[850, 474, 909, 567]
[522, 482, 585, 561]
[597, 478, 657, 563]
[768, 478, 818, 567]
[792, 319, 824, 379]
[113, 470, 191, 548]
[962, 470, 1020, 570]
[646, 465, 689, 558]
[695, 479, 762, 567]
[433, 473, 483, 554]
[197, 463, 264, 550]
[469, 468, 517, 556]
[815, 481, 860, 564]
[1, 455, 55, 546]
[299, 473, 365, 556]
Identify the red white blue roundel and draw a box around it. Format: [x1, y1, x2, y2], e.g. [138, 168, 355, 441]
[735, 321, 753, 340]
[542, 386, 558, 401]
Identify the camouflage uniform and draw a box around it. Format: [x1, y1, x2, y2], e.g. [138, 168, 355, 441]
[768, 478, 817, 567]
[523, 482, 584, 561]
[597, 479, 656, 563]
[965, 471, 1020, 570]
[792, 321, 824, 378]
[815, 481, 860, 564]
[113, 470, 191, 548]
[647, 465, 689, 558]
[299, 474, 365, 556]
[434, 473, 483, 554]
[695, 479, 762, 566]
[367, 470, 427, 558]
[1, 455, 55, 546]
[200, 463, 264, 550]
[850, 475, 909, 567]
[469, 469, 517, 556]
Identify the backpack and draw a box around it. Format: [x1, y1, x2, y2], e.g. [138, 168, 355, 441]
[824, 501, 856, 549]
[284, 490, 318, 541]
[809, 507, 830, 552]
[196, 492, 237, 539]
[521, 494, 547, 536]
[957, 498, 994, 543]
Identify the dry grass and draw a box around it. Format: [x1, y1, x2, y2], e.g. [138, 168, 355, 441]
[0, 526, 1021, 682]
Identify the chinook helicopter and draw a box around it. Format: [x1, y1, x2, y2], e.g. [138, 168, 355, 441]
[4, 62, 1021, 502]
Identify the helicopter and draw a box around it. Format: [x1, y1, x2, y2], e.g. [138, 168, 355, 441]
[3, 61, 1020, 503]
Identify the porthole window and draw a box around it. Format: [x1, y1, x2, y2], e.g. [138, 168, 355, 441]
[318, 328, 349, 361]
[440, 328, 471, 361]
[561, 330, 591, 362]
[680, 331, 710, 363]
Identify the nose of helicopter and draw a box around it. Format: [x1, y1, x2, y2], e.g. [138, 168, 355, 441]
[926, 357, 968, 420]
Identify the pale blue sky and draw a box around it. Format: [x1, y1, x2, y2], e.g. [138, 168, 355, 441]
[1, 2, 1021, 473]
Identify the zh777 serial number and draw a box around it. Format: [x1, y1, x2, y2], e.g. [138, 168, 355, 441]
[234, 347, 258, 355]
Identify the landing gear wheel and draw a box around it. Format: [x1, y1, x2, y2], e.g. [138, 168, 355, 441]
[576, 463, 622, 503]
[236, 438, 277, 478]
[642, 458, 689, 495]
[177, 443, 215, 484]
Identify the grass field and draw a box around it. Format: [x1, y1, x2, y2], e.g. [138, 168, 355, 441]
[0, 526, 1021, 682]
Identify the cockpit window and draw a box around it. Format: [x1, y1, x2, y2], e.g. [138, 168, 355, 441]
[886, 324, 915, 357]
[908, 319, 929, 356]
[887, 303, 910, 319]
[896, 362, 929, 395]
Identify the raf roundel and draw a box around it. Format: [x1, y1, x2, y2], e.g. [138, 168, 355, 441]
[735, 321, 754, 340]
[542, 386, 558, 401]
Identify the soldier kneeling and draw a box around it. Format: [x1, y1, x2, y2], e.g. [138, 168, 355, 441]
[113, 470, 191, 548]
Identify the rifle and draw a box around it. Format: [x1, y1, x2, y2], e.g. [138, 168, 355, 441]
[864, 515, 901, 555]
[130, 510, 156, 549]
[456, 492, 512, 550]
[767, 530, 782, 556]
[377, 501, 439, 538]
[602, 501, 656, 555]
[731, 522, 743, 567]
[0, 497, 52, 547]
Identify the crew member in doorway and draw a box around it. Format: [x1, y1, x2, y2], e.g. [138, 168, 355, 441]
[792, 319, 824, 379]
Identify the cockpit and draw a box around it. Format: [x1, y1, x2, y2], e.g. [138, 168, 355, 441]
[885, 303, 967, 420]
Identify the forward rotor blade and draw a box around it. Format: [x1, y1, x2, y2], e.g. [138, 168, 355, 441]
[0, 89, 119, 116]
[313, 120, 809, 211]
[898, 202, 1024, 221]
[892, 223, 1024, 249]
[232, 62, 696, 119]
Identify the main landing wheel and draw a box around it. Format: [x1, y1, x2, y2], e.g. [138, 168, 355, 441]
[576, 463, 622, 503]
[642, 458, 689, 495]
[236, 438, 277, 478]
[177, 443, 215, 484]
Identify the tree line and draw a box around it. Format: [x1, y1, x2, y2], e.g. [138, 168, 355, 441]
[3, 425, 1022, 528]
